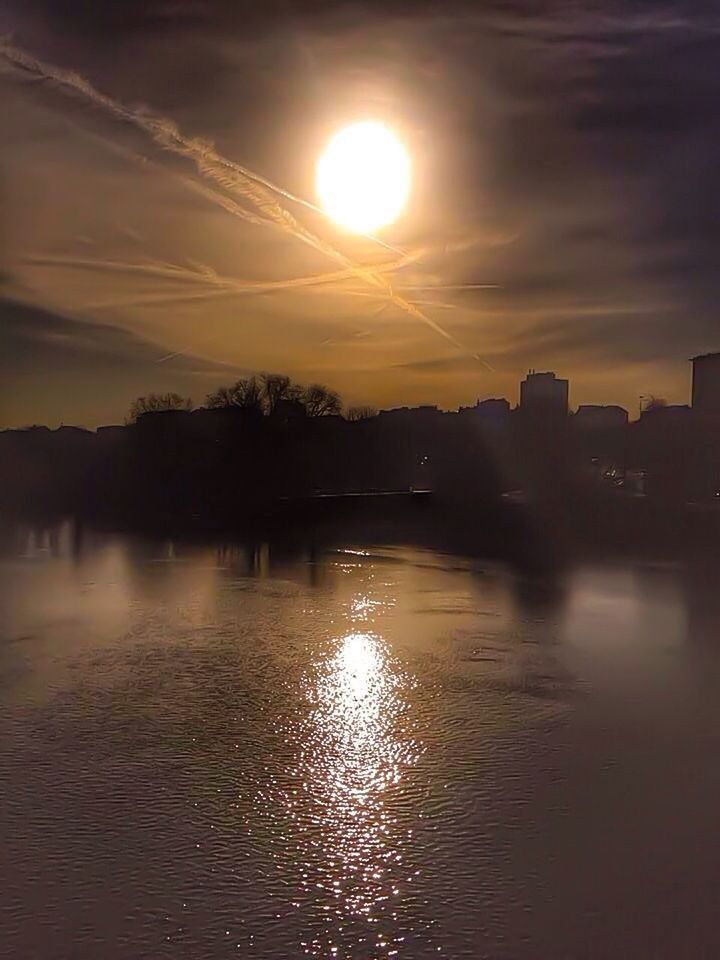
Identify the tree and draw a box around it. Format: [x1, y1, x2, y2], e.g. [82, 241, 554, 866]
[203, 373, 343, 417]
[206, 376, 263, 411]
[346, 405, 378, 421]
[260, 373, 303, 414]
[302, 383, 342, 417]
[127, 393, 192, 423]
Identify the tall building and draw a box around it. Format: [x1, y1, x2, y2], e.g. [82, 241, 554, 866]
[689, 353, 720, 502]
[691, 352, 720, 415]
[519, 370, 569, 415]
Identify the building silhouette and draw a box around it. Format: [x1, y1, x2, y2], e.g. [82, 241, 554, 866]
[520, 370, 569, 416]
[458, 398, 510, 423]
[691, 352, 720, 414]
[4, 354, 720, 556]
[573, 405, 628, 430]
[687, 353, 720, 502]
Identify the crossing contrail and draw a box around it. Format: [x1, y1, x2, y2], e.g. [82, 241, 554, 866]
[1, 38, 492, 369]
[25, 252, 421, 311]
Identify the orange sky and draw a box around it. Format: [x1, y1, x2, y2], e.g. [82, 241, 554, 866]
[1, 2, 716, 427]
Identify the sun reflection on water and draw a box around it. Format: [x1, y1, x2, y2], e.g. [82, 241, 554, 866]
[280, 589, 425, 958]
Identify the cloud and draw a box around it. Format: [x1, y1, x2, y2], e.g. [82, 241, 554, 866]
[0, 0, 718, 423]
[0, 297, 239, 427]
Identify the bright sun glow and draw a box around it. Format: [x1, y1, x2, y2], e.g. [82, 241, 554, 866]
[316, 121, 411, 234]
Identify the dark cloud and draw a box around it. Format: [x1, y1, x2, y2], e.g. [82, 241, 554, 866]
[0, 298, 238, 427]
[0, 296, 224, 370]
[1, 0, 719, 422]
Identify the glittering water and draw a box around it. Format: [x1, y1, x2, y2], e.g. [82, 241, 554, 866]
[2, 522, 720, 958]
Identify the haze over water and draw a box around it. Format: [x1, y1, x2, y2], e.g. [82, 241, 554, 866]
[2, 524, 720, 958]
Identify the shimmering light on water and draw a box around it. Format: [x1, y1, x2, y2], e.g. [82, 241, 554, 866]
[262, 572, 428, 958]
[3, 525, 720, 958]
[297, 628, 419, 953]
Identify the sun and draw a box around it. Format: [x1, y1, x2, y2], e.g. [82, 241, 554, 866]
[316, 121, 411, 235]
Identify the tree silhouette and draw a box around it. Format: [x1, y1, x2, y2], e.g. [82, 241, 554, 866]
[127, 393, 192, 423]
[346, 405, 378, 421]
[206, 376, 263, 411]
[260, 374, 303, 414]
[204, 373, 344, 417]
[302, 383, 342, 417]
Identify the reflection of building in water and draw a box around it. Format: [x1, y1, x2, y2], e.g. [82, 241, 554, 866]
[251, 541, 270, 577]
[683, 562, 720, 645]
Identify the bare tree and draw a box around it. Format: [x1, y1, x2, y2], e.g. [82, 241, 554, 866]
[240, 375, 264, 410]
[206, 376, 263, 411]
[260, 373, 303, 414]
[205, 374, 342, 417]
[346, 405, 378, 421]
[205, 386, 234, 408]
[302, 383, 342, 417]
[127, 393, 192, 423]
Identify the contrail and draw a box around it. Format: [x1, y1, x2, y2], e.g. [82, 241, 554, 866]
[60, 116, 279, 234]
[344, 291, 464, 310]
[401, 283, 500, 291]
[0, 41, 367, 272]
[204, 141, 404, 256]
[1, 38, 491, 368]
[25, 251, 421, 312]
[26, 252, 418, 287]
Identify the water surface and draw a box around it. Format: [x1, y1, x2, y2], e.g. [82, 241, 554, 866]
[2, 523, 720, 958]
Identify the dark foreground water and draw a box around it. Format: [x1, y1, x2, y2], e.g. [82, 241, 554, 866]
[1, 523, 720, 959]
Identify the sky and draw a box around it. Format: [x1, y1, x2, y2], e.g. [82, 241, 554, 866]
[1, 0, 719, 427]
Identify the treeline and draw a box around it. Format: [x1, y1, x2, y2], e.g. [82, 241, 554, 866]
[128, 374, 377, 423]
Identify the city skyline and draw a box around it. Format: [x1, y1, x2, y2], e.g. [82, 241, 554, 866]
[3, 351, 715, 432]
[2, 1, 720, 427]
[4, 7, 720, 959]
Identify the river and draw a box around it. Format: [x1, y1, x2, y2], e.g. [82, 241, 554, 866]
[1, 522, 720, 958]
